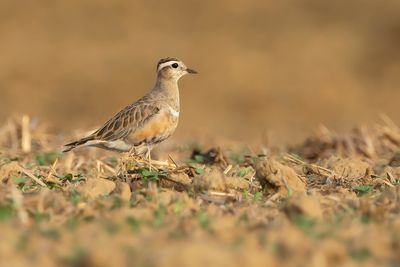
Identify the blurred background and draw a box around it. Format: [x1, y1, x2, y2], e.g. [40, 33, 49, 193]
[1, 0, 400, 144]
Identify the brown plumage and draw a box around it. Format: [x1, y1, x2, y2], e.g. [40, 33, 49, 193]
[63, 58, 197, 155]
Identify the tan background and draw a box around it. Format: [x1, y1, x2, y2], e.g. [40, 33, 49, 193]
[1, 0, 400, 144]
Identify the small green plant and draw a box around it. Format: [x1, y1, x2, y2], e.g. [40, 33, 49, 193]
[30, 211, 50, 223]
[111, 196, 124, 209]
[140, 168, 166, 183]
[353, 185, 373, 196]
[59, 173, 73, 182]
[229, 153, 245, 165]
[187, 154, 205, 164]
[187, 187, 196, 198]
[69, 190, 83, 206]
[65, 217, 80, 231]
[241, 189, 250, 202]
[195, 168, 205, 175]
[57, 173, 85, 183]
[193, 155, 205, 163]
[197, 211, 210, 229]
[126, 216, 141, 232]
[34, 151, 60, 166]
[0, 203, 14, 221]
[289, 214, 328, 240]
[12, 175, 28, 190]
[349, 248, 371, 261]
[60, 246, 88, 266]
[40, 228, 60, 240]
[172, 199, 183, 214]
[153, 204, 166, 227]
[12, 176, 27, 185]
[237, 169, 247, 177]
[252, 191, 263, 204]
[291, 215, 315, 232]
[360, 214, 371, 224]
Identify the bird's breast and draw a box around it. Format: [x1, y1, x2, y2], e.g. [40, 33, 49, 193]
[127, 110, 178, 145]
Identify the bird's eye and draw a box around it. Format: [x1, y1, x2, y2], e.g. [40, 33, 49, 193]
[171, 63, 179, 68]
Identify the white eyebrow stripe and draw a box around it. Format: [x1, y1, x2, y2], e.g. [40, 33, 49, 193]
[157, 61, 179, 71]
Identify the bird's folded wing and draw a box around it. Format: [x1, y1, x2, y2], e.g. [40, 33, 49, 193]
[91, 102, 161, 141]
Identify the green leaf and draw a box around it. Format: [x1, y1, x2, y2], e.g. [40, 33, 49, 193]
[140, 168, 167, 183]
[59, 173, 73, 182]
[193, 155, 205, 163]
[195, 168, 205, 175]
[353, 185, 373, 196]
[12, 176, 27, 185]
[237, 169, 247, 177]
[141, 169, 159, 177]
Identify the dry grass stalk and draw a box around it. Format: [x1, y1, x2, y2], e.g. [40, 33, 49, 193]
[283, 154, 336, 178]
[223, 164, 232, 175]
[120, 154, 178, 172]
[17, 164, 47, 187]
[96, 160, 117, 175]
[45, 158, 61, 185]
[21, 115, 31, 153]
[168, 155, 179, 168]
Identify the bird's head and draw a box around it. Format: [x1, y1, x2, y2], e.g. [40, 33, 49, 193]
[156, 57, 197, 81]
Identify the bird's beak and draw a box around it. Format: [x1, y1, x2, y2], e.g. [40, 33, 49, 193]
[186, 68, 198, 74]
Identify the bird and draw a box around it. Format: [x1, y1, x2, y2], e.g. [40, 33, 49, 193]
[63, 57, 197, 163]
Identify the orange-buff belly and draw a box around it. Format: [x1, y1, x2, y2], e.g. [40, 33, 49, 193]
[128, 112, 178, 144]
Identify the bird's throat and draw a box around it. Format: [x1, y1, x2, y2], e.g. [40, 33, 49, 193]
[153, 79, 180, 109]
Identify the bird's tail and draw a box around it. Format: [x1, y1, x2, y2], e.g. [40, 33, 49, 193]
[63, 136, 94, 152]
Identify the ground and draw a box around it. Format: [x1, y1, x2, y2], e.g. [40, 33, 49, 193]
[0, 116, 400, 267]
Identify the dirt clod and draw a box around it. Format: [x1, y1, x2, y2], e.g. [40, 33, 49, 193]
[256, 158, 306, 196]
[79, 177, 116, 199]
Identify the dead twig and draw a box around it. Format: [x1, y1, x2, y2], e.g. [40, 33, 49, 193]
[18, 165, 47, 187]
[283, 153, 337, 178]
